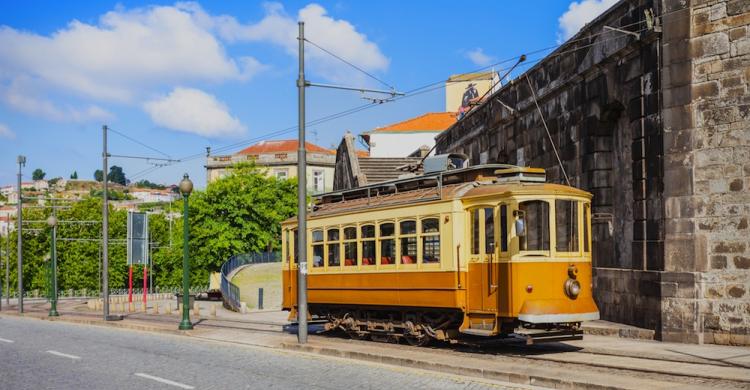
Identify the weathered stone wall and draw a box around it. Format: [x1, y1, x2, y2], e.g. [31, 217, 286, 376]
[435, 0, 750, 344]
[661, 0, 750, 344]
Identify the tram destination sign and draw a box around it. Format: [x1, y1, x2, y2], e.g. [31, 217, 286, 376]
[126, 211, 149, 265]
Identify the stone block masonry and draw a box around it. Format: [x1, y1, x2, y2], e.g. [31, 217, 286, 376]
[435, 0, 750, 345]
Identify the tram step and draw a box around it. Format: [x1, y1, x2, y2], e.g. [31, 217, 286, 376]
[461, 328, 495, 337]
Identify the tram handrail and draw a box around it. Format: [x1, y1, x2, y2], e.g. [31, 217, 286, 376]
[220, 251, 280, 312]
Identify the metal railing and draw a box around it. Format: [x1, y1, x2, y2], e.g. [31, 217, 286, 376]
[220, 252, 280, 311]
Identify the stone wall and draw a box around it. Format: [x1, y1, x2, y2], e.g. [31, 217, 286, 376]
[661, 0, 750, 344]
[434, 0, 750, 344]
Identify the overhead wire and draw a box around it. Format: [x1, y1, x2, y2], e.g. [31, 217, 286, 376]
[134, 14, 659, 180]
[304, 38, 397, 91]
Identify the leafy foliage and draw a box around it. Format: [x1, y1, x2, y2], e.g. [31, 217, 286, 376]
[134, 179, 166, 190]
[108, 166, 127, 185]
[70, 171, 78, 179]
[32, 168, 46, 180]
[2, 162, 297, 294]
[94, 170, 103, 182]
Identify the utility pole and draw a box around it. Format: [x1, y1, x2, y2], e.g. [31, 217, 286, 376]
[102, 125, 117, 321]
[296, 21, 309, 344]
[5, 231, 9, 307]
[17, 155, 25, 313]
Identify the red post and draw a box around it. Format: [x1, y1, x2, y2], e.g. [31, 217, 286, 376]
[143, 265, 147, 309]
[128, 265, 133, 303]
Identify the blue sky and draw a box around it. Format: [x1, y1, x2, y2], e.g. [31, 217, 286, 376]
[0, 0, 617, 187]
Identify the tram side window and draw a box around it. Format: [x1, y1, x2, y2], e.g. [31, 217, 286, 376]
[327, 228, 341, 267]
[400, 220, 417, 264]
[343, 227, 357, 266]
[484, 207, 495, 254]
[555, 200, 579, 252]
[361, 224, 375, 266]
[471, 209, 480, 255]
[284, 229, 289, 263]
[500, 205, 508, 252]
[379, 222, 395, 265]
[518, 201, 550, 251]
[421, 218, 440, 264]
[583, 203, 590, 252]
[312, 229, 324, 267]
[293, 229, 299, 263]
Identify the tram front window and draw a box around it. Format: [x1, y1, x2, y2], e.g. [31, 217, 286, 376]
[555, 199, 579, 253]
[518, 200, 550, 252]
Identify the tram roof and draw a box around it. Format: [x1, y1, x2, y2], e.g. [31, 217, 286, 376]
[280, 165, 590, 223]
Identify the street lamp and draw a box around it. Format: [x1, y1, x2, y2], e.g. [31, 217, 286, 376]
[178, 174, 193, 331]
[46, 214, 59, 317]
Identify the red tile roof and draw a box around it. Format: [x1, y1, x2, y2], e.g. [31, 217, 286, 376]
[373, 112, 457, 133]
[237, 140, 334, 155]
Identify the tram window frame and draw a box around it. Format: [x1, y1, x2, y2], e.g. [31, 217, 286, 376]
[555, 199, 580, 254]
[399, 220, 417, 265]
[517, 200, 551, 253]
[421, 217, 440, 264]
[484, 207, 495, 254]
[327, 227, 341, 268]
[283, 229, 289, 264]
[361, 224, 376, 266]
[499, 205, 508, 253]
[379, 222, 396, 266]
[312, 229, 324, 267]
[583, 203, 591, 253]
[293, 229, 299, 264]
[471, 209, 481, 255]
[343, 226, 358, 267]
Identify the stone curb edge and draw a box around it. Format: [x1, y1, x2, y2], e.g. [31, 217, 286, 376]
[280, 342, 625, 390]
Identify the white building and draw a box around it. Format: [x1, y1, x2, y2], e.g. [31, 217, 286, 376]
[360, 112, 457, 158]
[129, 189, 179, 203]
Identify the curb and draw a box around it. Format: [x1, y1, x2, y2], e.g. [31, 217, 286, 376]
[280, 342, 627, 390]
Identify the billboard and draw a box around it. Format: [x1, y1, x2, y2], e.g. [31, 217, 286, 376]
[127, 211, 149, 265]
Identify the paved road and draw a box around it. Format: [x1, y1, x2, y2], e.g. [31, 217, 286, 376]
[0, 316, 533, 390]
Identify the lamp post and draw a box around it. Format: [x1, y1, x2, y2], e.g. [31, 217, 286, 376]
[178, 174, 193, 331]
[47, 214, 59, 317]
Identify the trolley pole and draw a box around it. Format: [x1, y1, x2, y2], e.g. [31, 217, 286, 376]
[17, 155, 25, 313]
[296, 21, 309, 344]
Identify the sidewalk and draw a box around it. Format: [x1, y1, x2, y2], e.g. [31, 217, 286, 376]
[2, 299, 749, 390]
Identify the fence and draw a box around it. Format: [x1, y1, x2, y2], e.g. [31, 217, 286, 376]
[220, 252, 280, 311]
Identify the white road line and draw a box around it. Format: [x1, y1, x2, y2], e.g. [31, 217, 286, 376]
[0, 338, 14, 343]
[45, 350, 81, 360]
[134, 373, 194, 389]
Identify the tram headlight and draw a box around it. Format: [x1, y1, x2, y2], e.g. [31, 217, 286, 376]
[564, 278, 581, 299]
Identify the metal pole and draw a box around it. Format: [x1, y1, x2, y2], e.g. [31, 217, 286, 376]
[179, 186, 193, 330]
[296, 21, 308, 344]
[149, 243, 153, 293]
[102, 125, 112, 320]
[17, 155, 24, 313]
[5, 231, 9, 307]
[49, 217, 59, 317]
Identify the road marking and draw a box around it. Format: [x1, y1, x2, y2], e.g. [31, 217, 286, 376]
[0, 338, 14, 343]
[135, 373, 194, 389]
[46, 350, 81, 360]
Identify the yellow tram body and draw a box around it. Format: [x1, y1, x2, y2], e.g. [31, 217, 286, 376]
[281, 161, 599, 343]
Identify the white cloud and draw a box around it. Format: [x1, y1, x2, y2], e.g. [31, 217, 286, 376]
[557, 0, 618, 42]
[466, 48, 494, 67]
[0, 123, 14, 139]
[144, 87, 245, 137]
[186, 2, 390, 85]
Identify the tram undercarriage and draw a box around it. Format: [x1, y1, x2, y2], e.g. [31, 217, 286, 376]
[312, 305, 583, 345]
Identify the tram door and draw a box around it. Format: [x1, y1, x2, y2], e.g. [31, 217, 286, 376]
[467, 207, 499, 313]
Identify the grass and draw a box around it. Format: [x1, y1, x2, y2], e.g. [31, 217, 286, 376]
[230, 262, 282, 310]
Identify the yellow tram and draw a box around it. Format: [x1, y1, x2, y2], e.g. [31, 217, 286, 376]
[282, 154, 599, 344]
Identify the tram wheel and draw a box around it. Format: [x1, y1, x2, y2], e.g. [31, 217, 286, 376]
[347, 331, 369, 341]
[404, 335, 431, 347]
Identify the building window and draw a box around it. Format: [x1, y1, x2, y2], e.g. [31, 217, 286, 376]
[361, 224, 375, 266]
[275, 169, 288, 180]
[421, 218, 440, 264]
[379, 222, 395, 265]
[343, 226, 357, 266]
[313, 170, 325, 193]
[399, 220, 417, 264]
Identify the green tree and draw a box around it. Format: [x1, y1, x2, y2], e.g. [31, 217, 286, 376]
[70, 171, 78, 179]
[188, 163, 297, 282]
[108, 166, 127, 185]
[94, 170, 103, 182]
[134, 179, 166, 190]
[32, 168, 46, 180]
